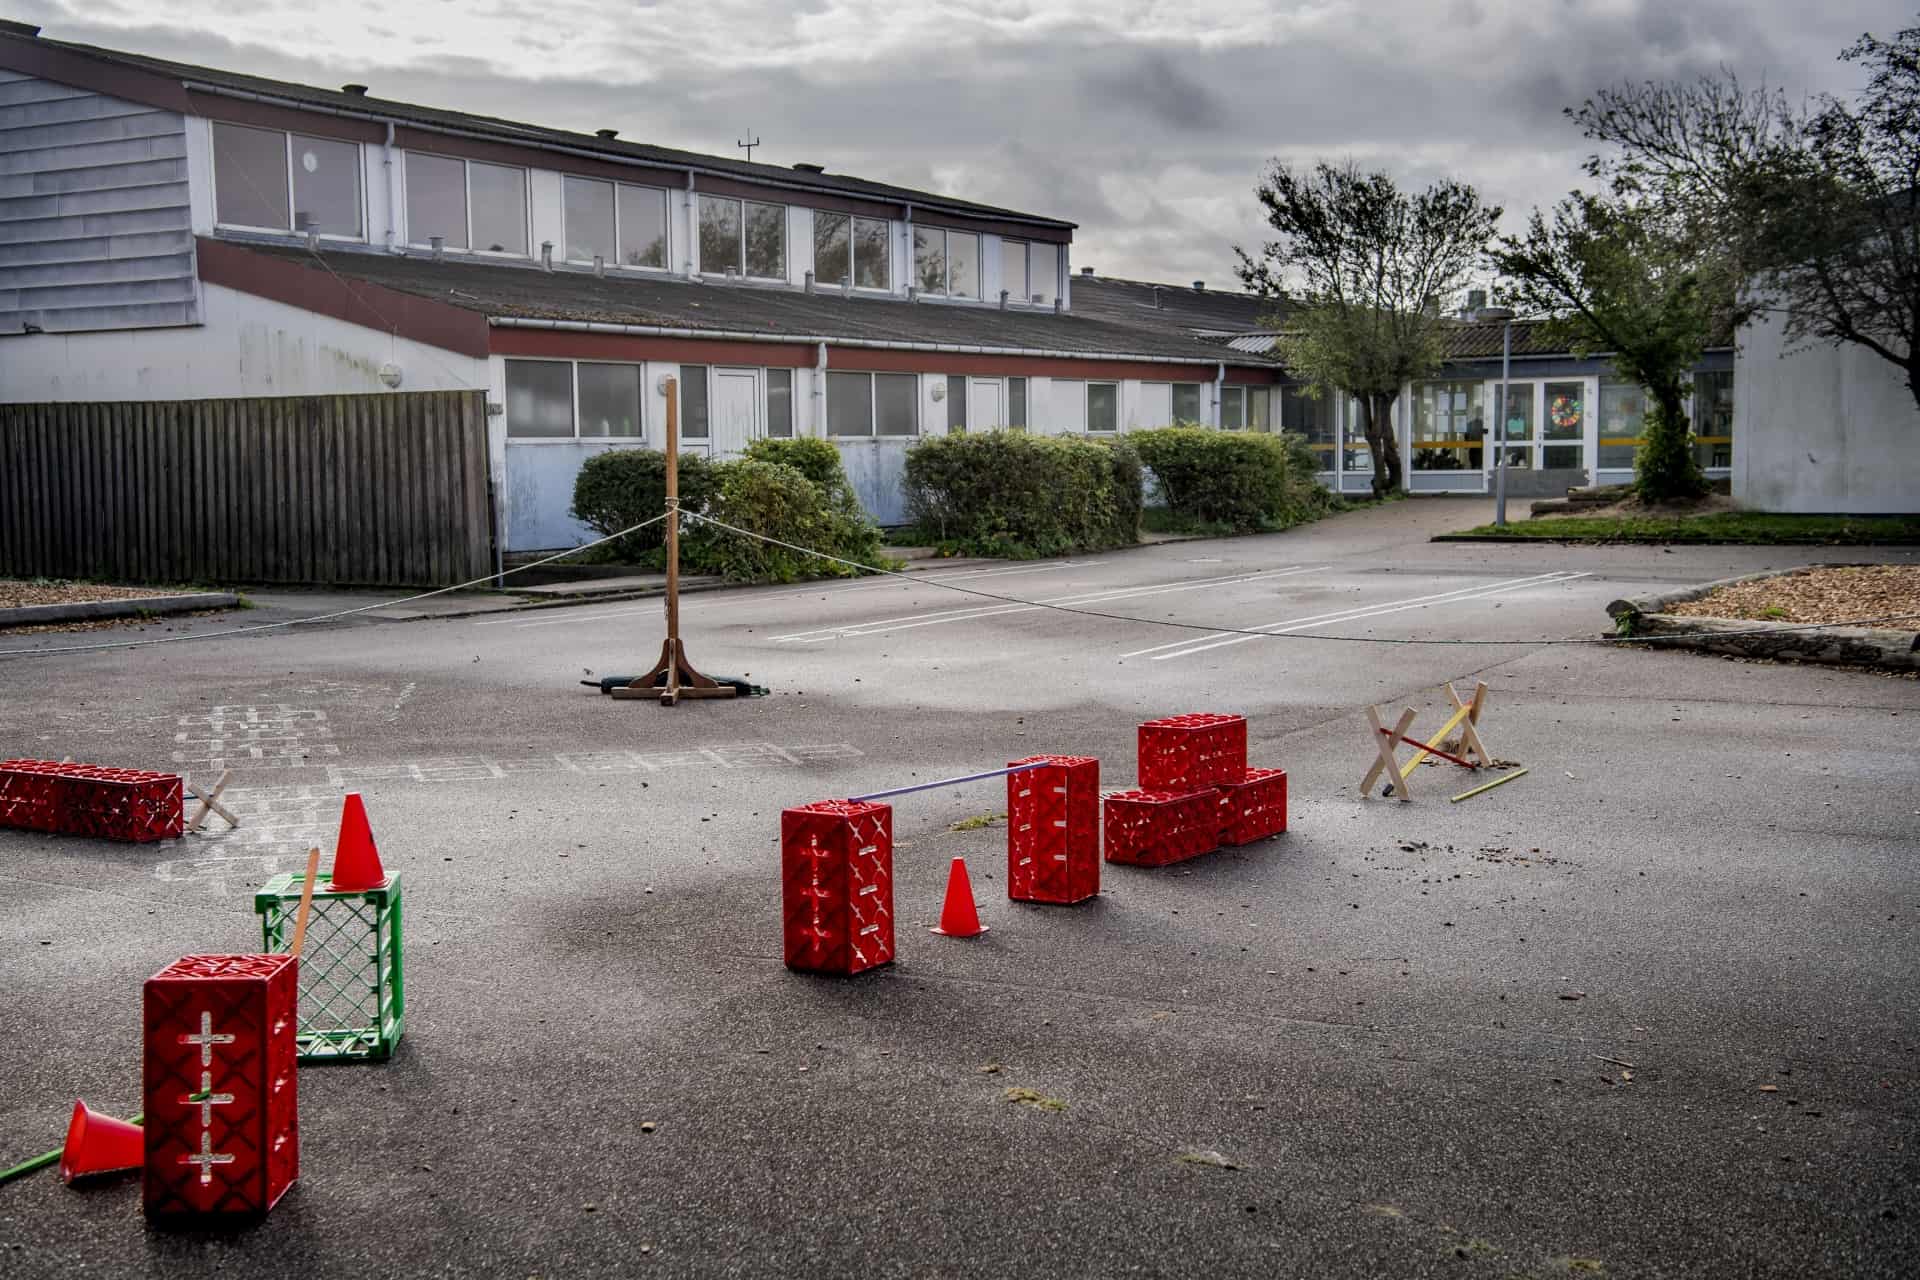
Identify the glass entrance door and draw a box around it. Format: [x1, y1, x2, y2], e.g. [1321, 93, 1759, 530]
[1491, 382, 1535, 470]
[1543, 381, 1586, 471]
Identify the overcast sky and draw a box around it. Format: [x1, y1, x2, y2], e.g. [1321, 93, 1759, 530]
[13, 0, 1912, 287]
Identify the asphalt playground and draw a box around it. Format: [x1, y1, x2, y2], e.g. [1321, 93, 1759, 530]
[2, 496, 1916, 1278]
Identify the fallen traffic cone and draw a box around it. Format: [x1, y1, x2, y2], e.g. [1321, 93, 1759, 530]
[930, 857, 988, 937]
[328, 791, 387, 891]
[59, 1100, 143, 1183]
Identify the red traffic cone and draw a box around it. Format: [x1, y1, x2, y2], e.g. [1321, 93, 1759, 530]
[930, 857, 988, 937]
[59, 1100, 143, 1183]
[329, 791, 387, 891]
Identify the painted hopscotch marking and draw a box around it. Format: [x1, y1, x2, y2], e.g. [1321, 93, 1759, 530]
[327, 742, 864, 787]
[173, 705, 339, 771]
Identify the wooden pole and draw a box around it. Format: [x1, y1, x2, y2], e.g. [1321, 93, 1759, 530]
[663, 377, 681, 704]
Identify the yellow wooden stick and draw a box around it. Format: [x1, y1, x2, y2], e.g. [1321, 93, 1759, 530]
[1401, 701, 1474, 773]
[289, 846, 321, 958]
[1450, 768, 1529, 804]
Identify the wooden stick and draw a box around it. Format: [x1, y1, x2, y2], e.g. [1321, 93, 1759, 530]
[1449, 768, 1529, 804]
[1380, 728, 1477, 770]
[185, 768, 237, 833]
[1396, 701, 1473, 774]
[289, 846, 321, 958]
[1362, 706, 1418, 801]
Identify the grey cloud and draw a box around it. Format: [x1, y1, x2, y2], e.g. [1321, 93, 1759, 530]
[1078, 48, 1228, 132]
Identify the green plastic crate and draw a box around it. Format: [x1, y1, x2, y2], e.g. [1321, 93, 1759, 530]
[254, 871, 404, 1062]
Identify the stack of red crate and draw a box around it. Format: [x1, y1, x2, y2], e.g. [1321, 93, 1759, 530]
[780, 799, 895, 976]
[1103, 714, 1287, 866]
[0, 759, 182, 842]
[1007, 755, 1101, 901]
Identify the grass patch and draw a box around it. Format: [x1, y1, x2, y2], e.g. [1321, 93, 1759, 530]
[948, 812, 1005, 832]
[1448, 512, 1920, 545]
[1002, 1087, 1067, 1111]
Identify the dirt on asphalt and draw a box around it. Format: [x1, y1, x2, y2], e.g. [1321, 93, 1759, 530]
[0, 578, 176, 608]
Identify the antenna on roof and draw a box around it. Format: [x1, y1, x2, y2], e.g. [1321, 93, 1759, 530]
[736, 128, 762, 163]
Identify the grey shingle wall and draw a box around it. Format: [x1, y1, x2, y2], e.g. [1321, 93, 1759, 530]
[0, 70, 197, 332]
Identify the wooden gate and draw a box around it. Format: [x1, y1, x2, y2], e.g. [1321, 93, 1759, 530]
[0, 391, 493, 587]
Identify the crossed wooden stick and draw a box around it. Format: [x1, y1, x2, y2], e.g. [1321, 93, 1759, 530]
[184, 769, 239, 834]
[1361, 682, 1492, 803]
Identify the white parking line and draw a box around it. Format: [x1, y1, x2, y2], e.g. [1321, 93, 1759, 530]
[772, 566, 1327, 643]
[1132, 571, 1592, 662]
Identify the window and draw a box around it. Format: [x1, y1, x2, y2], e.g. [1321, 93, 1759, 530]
[1087, 382, 1118, 433]
[698, 196, 742, 275]
[1493, 382, 1534, 469]
[946, 375, 967, 433]
[411, 154, 529, 254]
[1693, 369, 1733, 468]
[1412, 380, 1484, 470]
[619, 185, 669, 269]
[1343, 395, 1374, 472]
[1283, 386, 1335, 466]
[564, 176, 616, 265]
[213, 123, 289, 229]
[698, 195, 785, 278]
[1248, 386, 1272, 432]
[504, 360, 575, 439]
[1008, 377, 1028, 429]
[814, 213, 851, 286]
[812, 212, 891, 290]
[767, 369, 794, 438]
[679, 365, 710, 439]
[213, 124, 362, 236]
[1221, 386, 1246, 429]
[406, 153, 468, 249]
[826, 372, 917, 437]
[913, 226, 978, 298]
[576, 363, 644, 438]
[1030, 243, 1058, 306]
[505, 361, 644, 440]
[1053, 379, 1087, 433]
[1597, 376, 1646, 469]
[1171, 383, 1202, 424]
[1544, 381, 1584, 469]
[468, 162, 529, 254]
[1001, 238, 1029, 303]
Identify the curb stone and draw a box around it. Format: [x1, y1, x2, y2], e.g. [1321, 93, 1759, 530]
[0, 591, 240, 628]
[1606, 566, 1920, 671]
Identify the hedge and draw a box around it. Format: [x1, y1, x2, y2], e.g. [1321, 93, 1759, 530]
[902, 430, 1142, 557]
[1130, 428, 1335, 532]
[570, 443, 883, 583]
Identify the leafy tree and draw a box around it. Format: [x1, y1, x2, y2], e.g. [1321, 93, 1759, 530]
[1490, 192, 1733, 502]
[1568, 16, 1920, 411]
[1237, 163, 1499, 498]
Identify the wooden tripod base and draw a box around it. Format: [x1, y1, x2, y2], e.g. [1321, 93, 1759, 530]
[609, 637, 738, 706]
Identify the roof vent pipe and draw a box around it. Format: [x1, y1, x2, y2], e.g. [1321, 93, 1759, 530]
[804, 269, 815, 294]
[305, 229, 320, 252]
[594, 254, 606, 278]
[540, 241, 554, 272]
[1152, 286, 1163, 309]
[998, 289, 1009, 311]
[341, 83, 368, 96]
[596, 128, 619, 139]
[792, 162, 826, 174]
[1053, 297, 1063, 314]
[430, 234, 444, 262]
[1081, 266, 1094, 276]
[907, 285, 918, 303]
[1192, 280, 1206, 292]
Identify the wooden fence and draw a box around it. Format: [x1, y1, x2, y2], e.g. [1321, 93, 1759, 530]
[0, 391, 493, 587]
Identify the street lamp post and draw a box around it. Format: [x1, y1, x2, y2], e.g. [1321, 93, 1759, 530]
[1474, 305, 1517, 528]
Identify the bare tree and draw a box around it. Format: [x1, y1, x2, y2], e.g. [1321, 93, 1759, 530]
[1236, 162, 1499, 497]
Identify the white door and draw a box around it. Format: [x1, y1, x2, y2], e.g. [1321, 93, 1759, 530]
[712, 368, 760, 458]
[967, 378, 1003, 430]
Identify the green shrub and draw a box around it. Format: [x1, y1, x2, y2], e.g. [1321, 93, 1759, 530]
[743, 437, 844, 490]
[570, 448, 718, 557]
[903, 430, 1142, 557]
[1633, 404, 1707, 504]
[685, 457, 885, 583]
[1131, 427, 1336, 532]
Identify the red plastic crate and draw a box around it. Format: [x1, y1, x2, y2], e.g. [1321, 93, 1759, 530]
[1214, 768, 1288, 846]
[781, 800, 894, 976]
[1006, 755, 1100, 904]
[1137, 714, 1247, 791]
[1103, 788, 1220, 867]
[143, 954, 299, 1222]
[0, 758, 182, 842]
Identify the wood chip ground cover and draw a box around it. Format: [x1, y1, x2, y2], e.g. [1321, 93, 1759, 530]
[1665, 565, 1920, 626]
[0, 579, 175, 609]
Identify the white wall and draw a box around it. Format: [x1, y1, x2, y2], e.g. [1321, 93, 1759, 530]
[0, 281, 487, 402]
[1735, 310, 1920, 512]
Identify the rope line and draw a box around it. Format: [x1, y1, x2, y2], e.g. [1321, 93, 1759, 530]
[0, 513, 669, 659]
[684, 511, 1920, 648]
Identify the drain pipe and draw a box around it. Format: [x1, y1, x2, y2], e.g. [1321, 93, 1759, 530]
[813, 340, 828, 435]
[685, 173, 698, 277]
[1214, 362, 1226, 427]
[382, 122, 398, 253]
